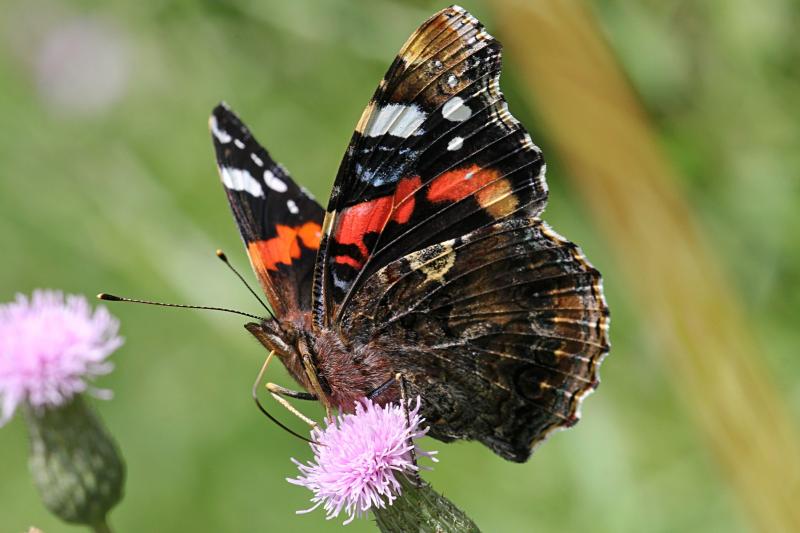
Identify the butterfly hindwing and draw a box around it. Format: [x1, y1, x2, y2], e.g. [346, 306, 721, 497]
[313, 6, 548, 326]
[340, 217, 609, 461]
[210, 104, 324, 315]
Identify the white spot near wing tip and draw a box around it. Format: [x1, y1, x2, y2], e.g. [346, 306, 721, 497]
[234, 138, 245, 149]
[287, 199, 299, 214]
[447, 136, 464, 151]
[220, 166, 263, 197]
[250, 153, 263, 166]
[210, 115, 232, 143]
[366, 103, 427, 139]
[442, 96, 472, 122]
[263, 169, 288, 192]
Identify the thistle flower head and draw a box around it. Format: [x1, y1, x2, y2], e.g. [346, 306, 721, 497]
[0, 290, 122, 425]
[288, 396, 437, 525]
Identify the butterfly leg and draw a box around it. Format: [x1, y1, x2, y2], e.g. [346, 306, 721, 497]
[397, 372, 423, 487]
[251, 351, 316, 443]
[265, 383, 316, 400]
[265, 382, 318, 428]
[366, 375, 396, 400]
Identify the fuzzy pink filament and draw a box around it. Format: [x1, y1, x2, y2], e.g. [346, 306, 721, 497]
[0, 290, 123, 424]
[288, 396, 437, 525]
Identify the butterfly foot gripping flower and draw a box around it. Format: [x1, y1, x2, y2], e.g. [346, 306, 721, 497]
[0, 290, 125, 531]
[288, 397, 476, 530]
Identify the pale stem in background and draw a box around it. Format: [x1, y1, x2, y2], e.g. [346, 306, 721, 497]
[489, 1, 800, 531]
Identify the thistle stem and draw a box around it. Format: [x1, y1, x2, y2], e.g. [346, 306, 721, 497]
[91, 519, 113, 533]
[373, 476, 480, 532]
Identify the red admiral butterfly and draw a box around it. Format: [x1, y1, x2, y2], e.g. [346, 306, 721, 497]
[209, 5, 609, 462]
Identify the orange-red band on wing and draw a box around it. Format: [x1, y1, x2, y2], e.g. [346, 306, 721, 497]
[248, 221, 322, 272]
[427, 164, 501, 204]
[334, 175, 422, 266]
[336, 196, 393, 259]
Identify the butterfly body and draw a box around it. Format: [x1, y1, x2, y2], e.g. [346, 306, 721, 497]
[247, 317, 397, 411]
[211, 5, 609, 462]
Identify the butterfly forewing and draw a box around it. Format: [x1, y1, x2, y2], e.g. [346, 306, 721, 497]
[313, 6, 548, 326]
[210, 104, 324, 315]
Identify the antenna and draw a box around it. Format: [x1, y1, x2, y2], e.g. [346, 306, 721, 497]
[97, 293, 264, 321]
[215, 249, 276, 320]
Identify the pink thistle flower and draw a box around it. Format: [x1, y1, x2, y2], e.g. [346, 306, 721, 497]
[0, 290, 123, 425]
[288, 396, 437, 525]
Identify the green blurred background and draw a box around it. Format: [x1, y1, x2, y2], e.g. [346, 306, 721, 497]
[1, 1, 798, 531]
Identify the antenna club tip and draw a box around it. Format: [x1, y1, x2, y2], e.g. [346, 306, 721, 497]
[97, 293, 121, 301]
[216, 249, 227, 260]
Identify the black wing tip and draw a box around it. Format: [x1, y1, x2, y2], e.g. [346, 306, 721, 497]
[210, 101, 238, 125]
[211, 101, 246, 130]
[212, 100, 231, 115]
[209, 101, 253, 148]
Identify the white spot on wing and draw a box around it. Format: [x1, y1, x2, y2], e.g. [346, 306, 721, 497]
[234, 138, 245, 149]
[365, 103, 427, 138]
[539, 163, 549, 193]
[331, 272, 349, 290]
[220, 166, 263, 197]
[210, 115, 231, 143]
[287, 199, 299, 214]
[442, 96, 472, 122]
[263, 170, 288, 192]
[447, 136, 464, 151]
[250, 153, 263, 166]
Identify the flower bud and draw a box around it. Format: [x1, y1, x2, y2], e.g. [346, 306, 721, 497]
[24, 395, 124, 529]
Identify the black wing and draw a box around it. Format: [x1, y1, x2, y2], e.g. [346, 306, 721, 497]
[210, 103, 324, 315]
[311, 5, 548, 328]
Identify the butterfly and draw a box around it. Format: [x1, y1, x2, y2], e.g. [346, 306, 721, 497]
[209, 5, 609, 462]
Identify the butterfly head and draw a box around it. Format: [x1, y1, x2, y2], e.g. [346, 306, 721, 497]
[244, 316, 334, 412]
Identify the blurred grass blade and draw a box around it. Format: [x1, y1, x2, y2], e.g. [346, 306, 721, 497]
[489, 0, 800, 531]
